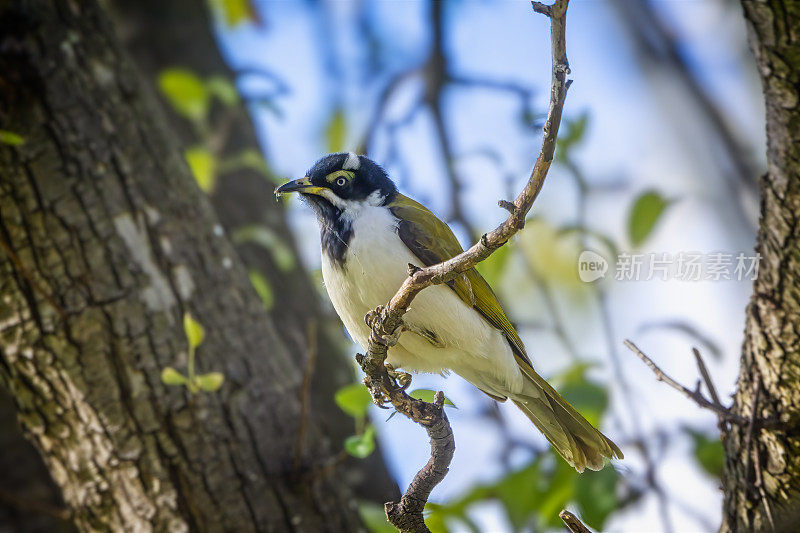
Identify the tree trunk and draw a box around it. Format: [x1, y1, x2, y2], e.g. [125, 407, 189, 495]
[723, 2, 800, 531]
[108, 0, 398, 503]
[0, 0, 361, 530]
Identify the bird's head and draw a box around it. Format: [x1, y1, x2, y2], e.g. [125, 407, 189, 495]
[275, 153, 397, 221]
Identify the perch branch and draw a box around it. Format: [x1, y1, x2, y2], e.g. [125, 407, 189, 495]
[358, 1, 571, 531]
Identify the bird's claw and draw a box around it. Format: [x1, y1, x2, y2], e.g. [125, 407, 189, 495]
[365, 306, 404, 347]
[385, 364, 412, 390]
[365, 305, 385, 330]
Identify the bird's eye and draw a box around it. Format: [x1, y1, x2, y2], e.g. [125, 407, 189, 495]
[335, 177, 347, 187]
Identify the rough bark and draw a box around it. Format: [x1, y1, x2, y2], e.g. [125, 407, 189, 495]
[0, 0, 361, 530]
[723, 2, 800, 531]
[108, 0, 398, 503]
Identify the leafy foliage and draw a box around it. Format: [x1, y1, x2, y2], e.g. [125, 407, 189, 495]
[209, 0, 256, 27]
[185, 146, 217, 192]
[196, 372, 225, 392]
[248, 270, 274, 310]
[345, 424, 376, 458]
[687, 428, 724, 479]
[158, 68, 210, 124]
[552, 363, 608, 428]
[556, 112, 589, 163]
[206, 75, 240, 106]
[627, 190, 671, 247]
[424, 453, 627, 532]
[475, 242, 513, 288]
[183, 313, 205, 349]
[326, 108, 347, 153]
[160, 314, 224, 394]
[335, 383, 373, 419]
[232, 225, 296, 272]
[0, 130, 25, 146]
[409, 388, 457, 408]
[358, 502, 395, 533]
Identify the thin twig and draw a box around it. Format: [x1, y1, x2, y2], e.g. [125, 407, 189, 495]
[692, 347, 722, 407]
[624, 340, 778, 428]
[359, 2, 571, 531]
[560, 509, 593, 533]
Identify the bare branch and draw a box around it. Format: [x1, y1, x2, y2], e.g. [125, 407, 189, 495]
[560, 510, 593, 533]
[624, 340, 781, 428]
[358, 1, 571, 530]
[692, 347, 721, 407]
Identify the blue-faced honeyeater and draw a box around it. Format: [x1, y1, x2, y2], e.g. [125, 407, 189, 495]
[276, 152, 622, 472]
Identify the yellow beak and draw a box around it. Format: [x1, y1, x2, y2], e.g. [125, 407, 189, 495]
[275, 177, 326, 197]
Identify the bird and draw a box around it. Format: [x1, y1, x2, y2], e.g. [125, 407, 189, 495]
[276, 152, 623, 472]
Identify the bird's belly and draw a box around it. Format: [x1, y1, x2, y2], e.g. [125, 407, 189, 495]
[320, 206, 522, 392]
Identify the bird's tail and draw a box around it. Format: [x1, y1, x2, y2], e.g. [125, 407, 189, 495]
[511, 363, 623, 473]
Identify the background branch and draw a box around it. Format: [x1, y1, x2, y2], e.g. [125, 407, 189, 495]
[623, 340, 775, 427]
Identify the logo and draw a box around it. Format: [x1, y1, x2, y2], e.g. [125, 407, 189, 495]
[578, 250, 608, 283]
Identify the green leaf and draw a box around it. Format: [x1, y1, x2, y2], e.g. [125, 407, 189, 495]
[158, 68, 210, 123]
[206, 75, 239, 106]
[627, 190, 671, 247]
[248, 270, 274, 310]
[334, 383, 372, 419]
[560, 381, 608, 428]
[556, 111, 589, 162]
[475, 243, 512, 287]
[232, 225, 296, 271]
[573, 464, 619, 529]
[209, 0, 255, 27]
[408, 388, 457, 408]
[552, 363, 608, 427]
[217, 148, 275, 181]
[358, 501, 395, 533]
[161, 366, 188, 386]
[325, 108, 347, 153]
[493, 459, 543, 529]
[183, 313, 205, 349]
[344, 425, 375, 458]
[195, 372, 225, 392]
[688, 429, 724, 478]
[184, 146, 216, 192]
[0, 130, 25, 146]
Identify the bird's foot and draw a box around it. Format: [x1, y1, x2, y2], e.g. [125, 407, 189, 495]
[364, 305, 385, 331]
[385, 364, 412, 390]
[365, 305, 404, 347]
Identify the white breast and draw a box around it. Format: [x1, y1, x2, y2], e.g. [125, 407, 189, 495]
[320, 204, 523, 395]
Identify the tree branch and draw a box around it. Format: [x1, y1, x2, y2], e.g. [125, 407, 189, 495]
[357, 1, 571, 530]
[624, 340, 781, 428]
[559, 509, 593, 533]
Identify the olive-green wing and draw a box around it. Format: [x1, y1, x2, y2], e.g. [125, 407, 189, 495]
[388, 193, 530, 365]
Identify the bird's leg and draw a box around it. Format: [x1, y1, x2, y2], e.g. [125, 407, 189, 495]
[385, 363, 413, 390]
